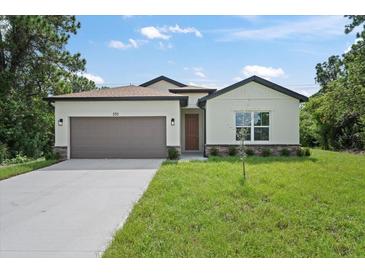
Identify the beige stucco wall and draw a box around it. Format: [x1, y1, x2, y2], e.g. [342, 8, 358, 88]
[146, 80, 180, 93]
[54, 100, 181, 158]
[146, 80, 208, 108]
[206, 81, 300, 145]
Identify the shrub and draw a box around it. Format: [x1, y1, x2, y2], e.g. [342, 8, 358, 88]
[261, 148, 272, 157]
[296, 148, 305, 157]
[209, 147, 219, 156]
[245, 148, 255, 156]
[280, 148, 290, 156]
[44, 151, 61, 160]
[304, 148, 311, 156]
[0, 143, 9, 164]
[168, 147, 180, 160]
[3, 153, 30, 165]
[228, 146, 237, 156]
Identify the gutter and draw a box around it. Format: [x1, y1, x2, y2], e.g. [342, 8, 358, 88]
[43, 95, 189, 107]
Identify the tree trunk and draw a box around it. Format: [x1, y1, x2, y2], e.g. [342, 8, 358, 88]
[242, 160, 246, 179]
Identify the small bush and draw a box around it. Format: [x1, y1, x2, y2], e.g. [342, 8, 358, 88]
[0, 143, 9, 164]
[44, 151, 61, 160]
[280, 148, 290, 156]
[245, 148, 255, 156]
[3, 153, 30, 165]
[261, 148, 272, 157]
[228, 146, 237, 156]
[168, 147, 180, 160]
[209, 147, 219, 156]
[304, 148, 311, 156]
[296, 148, 305, 157]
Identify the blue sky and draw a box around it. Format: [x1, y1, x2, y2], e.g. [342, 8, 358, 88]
[67, 16, 358, 96]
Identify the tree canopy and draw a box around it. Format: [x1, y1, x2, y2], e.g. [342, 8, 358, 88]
[0, 16, 96, 159]
[300, 16, 365, 150]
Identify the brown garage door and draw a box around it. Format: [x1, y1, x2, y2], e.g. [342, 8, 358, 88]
[70, 117, 166, 158]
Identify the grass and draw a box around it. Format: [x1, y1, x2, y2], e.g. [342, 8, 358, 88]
[103, 149, 365, 258]
[0, 158, 59, 180]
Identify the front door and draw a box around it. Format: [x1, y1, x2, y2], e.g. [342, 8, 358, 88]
[185, 114, 199, 151]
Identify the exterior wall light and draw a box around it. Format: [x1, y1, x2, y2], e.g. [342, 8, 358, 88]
[171, 118, 175, 126]
[58, 118, 63, 126]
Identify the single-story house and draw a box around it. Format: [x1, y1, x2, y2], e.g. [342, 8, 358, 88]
[45, 75, 308, 159]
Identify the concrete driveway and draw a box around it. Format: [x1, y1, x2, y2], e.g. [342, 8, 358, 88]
[0, 159, 163, 257]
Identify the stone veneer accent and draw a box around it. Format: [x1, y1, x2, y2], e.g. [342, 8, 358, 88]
[205, 144, 300, 157]
[53, 146, 67, 160]
[53, 146, 182, 160]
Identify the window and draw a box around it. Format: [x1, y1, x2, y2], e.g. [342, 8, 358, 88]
[235, 112, 251, 141]
[253, 112, 269, 141]
[235, 111, 270, 141]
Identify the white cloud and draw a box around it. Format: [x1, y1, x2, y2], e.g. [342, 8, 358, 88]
[194, 71, 206, 78]
[185, 67, 207, 78]
[158, 41, 173, 50]
[108, 40, 127, 49]
[233, 76, 243, 82]
[140, 26, 170, 40]
[239, 16, 260, 22]
[140, 25, 202, 40]
[165, 24, 202, 37]
[219, 16, 347, 41]
[292, 86, 319, 97]
[344, 37, 363, 53]
[242, 65, 285, 79]
[108, 39, 141, 49]
[78, 72, 104, 85]
[128, 38, 139, 48]
[193, 67, 206, 78]
[188, 82, 220, 89]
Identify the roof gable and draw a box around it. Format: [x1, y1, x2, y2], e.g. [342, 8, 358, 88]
[198, 75, 308, 107]
[140, 75, 186, 88]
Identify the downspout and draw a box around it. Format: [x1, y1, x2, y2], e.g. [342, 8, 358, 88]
[203, 106, 207, 158]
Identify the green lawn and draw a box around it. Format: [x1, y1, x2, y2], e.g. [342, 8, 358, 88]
[0, 159, 59, 180]
[103, 149, 365, 258]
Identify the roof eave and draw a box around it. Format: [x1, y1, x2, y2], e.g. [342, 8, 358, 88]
[198, 75, 309, 103]
[43, 95, 189, 106]
[169, 88, 216, 94]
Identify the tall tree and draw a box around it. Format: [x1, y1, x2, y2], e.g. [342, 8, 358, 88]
[315, 55, 343, 92]
[300, 16, 365, 150]
[0, 16, 95, 157]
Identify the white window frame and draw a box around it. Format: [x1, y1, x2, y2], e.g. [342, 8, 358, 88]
[235, 111, 271, 144]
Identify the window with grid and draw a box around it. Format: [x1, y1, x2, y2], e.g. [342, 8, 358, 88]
[235, 112, 269, 141]
[235, 112, 251, 141]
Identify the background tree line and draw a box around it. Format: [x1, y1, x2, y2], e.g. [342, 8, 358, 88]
[300, 16, 365, 151]
[0, 16, 96, 161]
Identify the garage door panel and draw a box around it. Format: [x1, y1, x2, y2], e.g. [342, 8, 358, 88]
[70, 117, 166, 158]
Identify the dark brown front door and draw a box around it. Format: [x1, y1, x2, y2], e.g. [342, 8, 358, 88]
[185, 114, 199, 151]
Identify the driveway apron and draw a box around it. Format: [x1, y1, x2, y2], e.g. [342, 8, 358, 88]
[0, 159, 163, 257]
